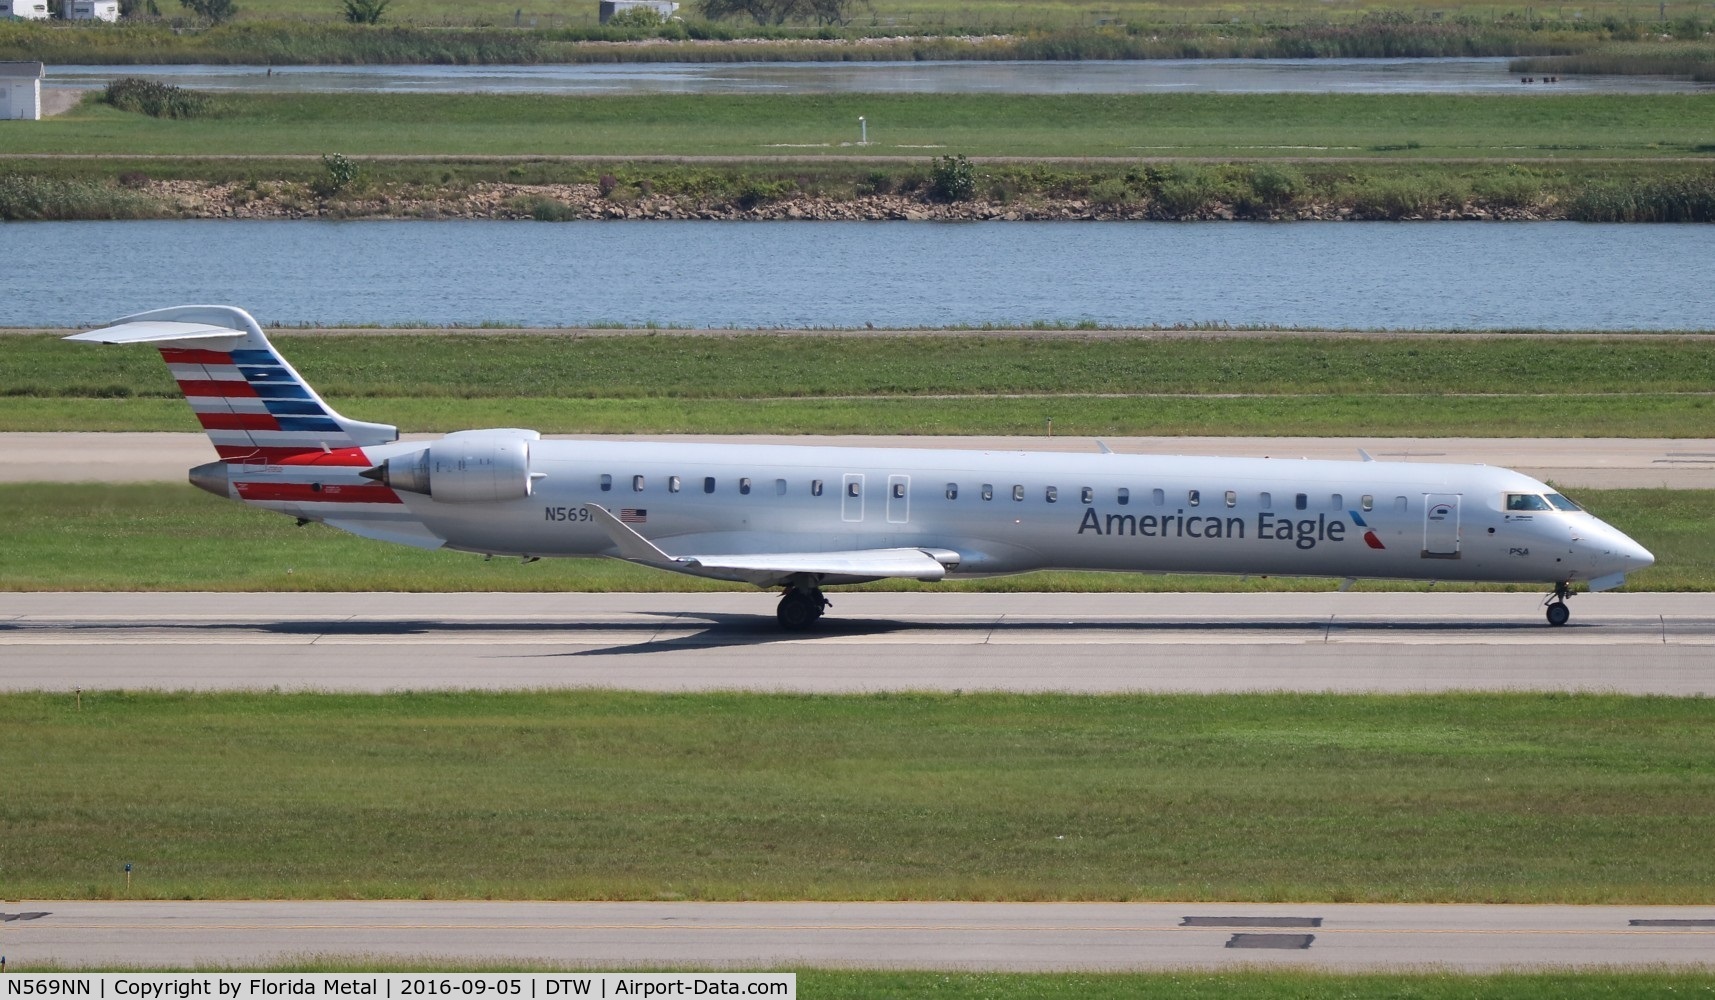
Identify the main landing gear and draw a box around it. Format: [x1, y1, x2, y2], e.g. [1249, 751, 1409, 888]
[777, 585, 830, 631]
[1544, 581, 1573, 627]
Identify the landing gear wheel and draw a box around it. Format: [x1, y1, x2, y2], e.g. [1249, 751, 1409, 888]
[1544, 581, 1572, 627]
[776, 588, 828, 631]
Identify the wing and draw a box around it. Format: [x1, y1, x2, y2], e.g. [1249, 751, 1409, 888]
[582, 503, 959, 587]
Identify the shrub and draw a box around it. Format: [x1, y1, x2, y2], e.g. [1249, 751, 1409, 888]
[316, 153, 361, 196]
[341, 0, 389, 23]
[102, 78, 208, 119]
[1248, 163, 1303, 209]
[598, 173, 620, 197]
[1087, 176, 1134, 210]
[178, 0, 236, 23]
[928, 154, 975, 202]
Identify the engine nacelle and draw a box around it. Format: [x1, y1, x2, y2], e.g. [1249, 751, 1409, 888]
[366, 430, 541, 504]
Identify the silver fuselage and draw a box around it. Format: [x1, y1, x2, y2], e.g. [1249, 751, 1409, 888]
[243, 437, 1653, 588]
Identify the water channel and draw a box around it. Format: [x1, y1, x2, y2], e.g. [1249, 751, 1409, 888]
[4, 220, 1710, 330]
[44, 59, 1715, 96]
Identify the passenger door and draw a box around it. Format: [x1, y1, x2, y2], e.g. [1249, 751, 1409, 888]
[1422, 493, 1461, 559]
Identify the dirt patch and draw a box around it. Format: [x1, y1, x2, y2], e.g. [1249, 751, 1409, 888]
[38, 87, 90, 118]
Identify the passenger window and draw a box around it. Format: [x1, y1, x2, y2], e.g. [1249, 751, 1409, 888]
[1259, 491, 1272, 510]
[1225, 490, 1237, 508]
[775, 478, 787, 496]
[599, 474, 612, 493]
[1188, 490, 1200, 507]
[1012, 485, 1025, 502]
[1117, 488, 1130, 506]
[812, 479, 824, 497]
[1295, 493, 1308, 510]
[945, 483, 959, 500]
[739, 477, 752, 495]
[1331, 493, 1343, 509]
[1361, 494, 1373, 512]
[892, 483, 906, 500]
[1043, 486, 1056, 503]
[703, 477, 716, 494]
[632, 475, 645, 492]
[982, 484, 994, 501]
[1394, 496, 1408, 513]
[847, 481, 861, 498]
[1152, 488, 1165, 506]
[669, 476, 681, 494]
[1507, 493, 1553, 511]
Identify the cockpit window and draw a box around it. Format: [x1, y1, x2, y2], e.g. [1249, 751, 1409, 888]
[1506, 493, 1553, 511]
[1545, 493, 1583, 512]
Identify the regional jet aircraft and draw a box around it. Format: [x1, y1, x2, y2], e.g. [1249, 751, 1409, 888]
[70, 305, 1655, 629]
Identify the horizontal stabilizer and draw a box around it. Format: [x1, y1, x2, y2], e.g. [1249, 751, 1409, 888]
[64, 320, 247, 346]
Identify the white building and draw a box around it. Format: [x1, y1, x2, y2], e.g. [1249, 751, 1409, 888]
[0, 0, 52, 18]
[0, 62, 43, 121]
[62, 0, 120, 18]
[598, 0, 677, 22]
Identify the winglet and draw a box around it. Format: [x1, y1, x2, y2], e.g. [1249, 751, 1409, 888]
[1094, 439, 1114, 455]
[583, 503, 679, 568]
[1358, 448, 1375, 463]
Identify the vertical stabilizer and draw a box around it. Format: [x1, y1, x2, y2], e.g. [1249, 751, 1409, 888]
[66, 305, 397, 464]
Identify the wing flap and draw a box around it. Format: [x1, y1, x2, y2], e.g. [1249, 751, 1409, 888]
[684, 548, 951, 581]
[582, 502, 957, 586]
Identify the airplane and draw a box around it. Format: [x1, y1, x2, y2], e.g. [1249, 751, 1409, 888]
[69, 304, 1655, 630]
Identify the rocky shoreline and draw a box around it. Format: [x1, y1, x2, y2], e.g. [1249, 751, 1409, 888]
[149, 179, 1555, 222]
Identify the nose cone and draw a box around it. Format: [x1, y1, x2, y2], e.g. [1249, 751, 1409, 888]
[1582, 523, 1653, 592]
[1617, 534, 1655, 574]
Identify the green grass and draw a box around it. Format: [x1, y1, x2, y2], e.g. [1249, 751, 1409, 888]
[4, 690, 1714, 901]
[9, 393, 1715, 437]
[3, 969, 1713, 998]
[5, 969, 1712, 997]
[0, 484, 1704, 591]
[8, 332, 1715, 436]
[10, 91, 1715, 159]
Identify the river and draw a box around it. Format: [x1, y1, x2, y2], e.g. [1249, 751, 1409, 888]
[3, 220, 1711, 330]
[43, 59, 1715, 96]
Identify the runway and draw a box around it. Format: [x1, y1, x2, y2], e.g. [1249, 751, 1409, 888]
[6, 900, 1715, 971]
[3, 592, 1712, 694]
[7, 432, 1715, 488]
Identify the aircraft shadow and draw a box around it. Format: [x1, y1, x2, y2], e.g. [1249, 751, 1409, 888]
[0, 614, 1597, 658]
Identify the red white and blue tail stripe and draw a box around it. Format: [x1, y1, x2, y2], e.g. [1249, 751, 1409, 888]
[65, 306, 445, 547]
[69, 304, 397, 464]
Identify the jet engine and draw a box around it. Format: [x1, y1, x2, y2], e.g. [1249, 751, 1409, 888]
[362, 430, 541, 503]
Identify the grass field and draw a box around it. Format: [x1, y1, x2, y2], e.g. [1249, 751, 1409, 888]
[4, 690, 1713, 901]
[7, 969, 1713, 997]
[7, 332, 1715, 436]
[10, 91, 1715, 159]
[1, 483, 1706, 591]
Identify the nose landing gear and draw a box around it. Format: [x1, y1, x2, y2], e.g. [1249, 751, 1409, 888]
[777, 585, 830, 631]
[1544, 581, 1572, 626]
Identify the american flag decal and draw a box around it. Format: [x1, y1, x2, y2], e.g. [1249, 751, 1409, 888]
[619, 509, 648, 523]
